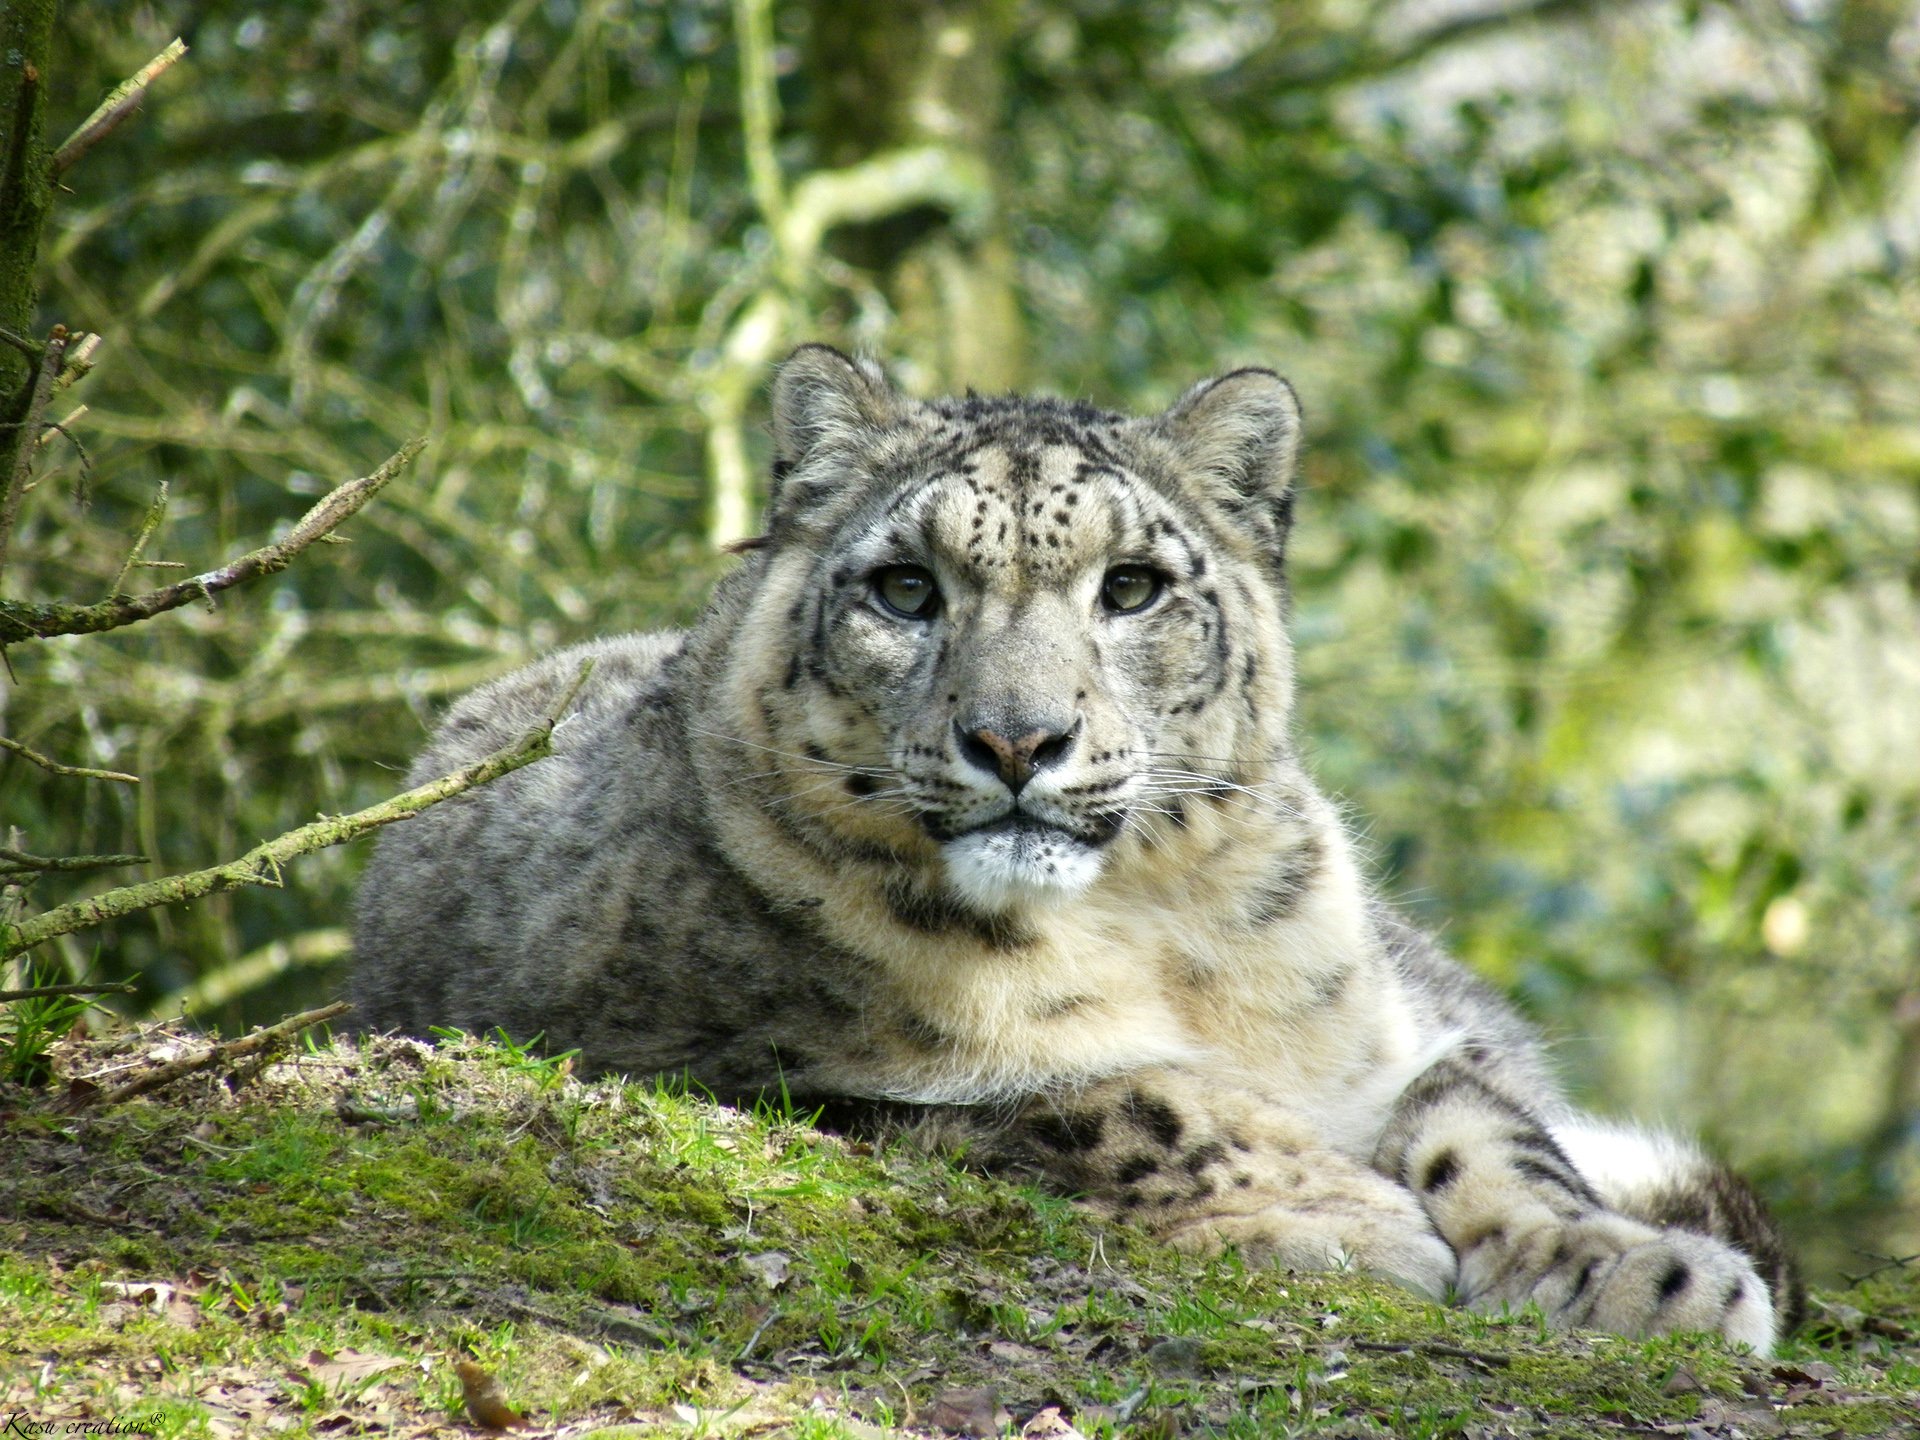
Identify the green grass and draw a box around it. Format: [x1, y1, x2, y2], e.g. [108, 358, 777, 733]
[1, 1027, 1915, 1438]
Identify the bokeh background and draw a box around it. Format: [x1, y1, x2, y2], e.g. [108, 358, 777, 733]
[4, 0, 1916, 1282]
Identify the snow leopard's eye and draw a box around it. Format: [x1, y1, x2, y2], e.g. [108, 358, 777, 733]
[1101, 564, 1162, 614]
[872, 565, 940, 619]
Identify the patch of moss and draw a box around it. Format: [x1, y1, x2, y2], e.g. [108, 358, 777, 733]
[3, 1030, 1916, 1439]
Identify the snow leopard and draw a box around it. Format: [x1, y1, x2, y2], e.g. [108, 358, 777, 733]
[352, 344, 1801, 1351]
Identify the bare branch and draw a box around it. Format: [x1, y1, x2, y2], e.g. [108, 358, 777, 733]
[696, 143, 992, 548]
[34, 405, 89, 449]
[55, 332, 100, 388]
[0, 734, 140, 783]
[0, 847, 146, 877]
[1234, 0, 1620, 94]
[0, 438, 424, 643]
[106, 481, 169, 599]
[153, 926, 349, 1019]
[0, 325, 66, 592]
[72, 1000, 351, 1110]
[51, 39, 188, 178]
[733, 0, 786, 254]
[0, 980, 136, 1002]
[0, 658, 594, 963]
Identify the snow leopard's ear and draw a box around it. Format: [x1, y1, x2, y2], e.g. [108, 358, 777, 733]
[1150, 368, 1303, 565]
[766, 345, 906, 528]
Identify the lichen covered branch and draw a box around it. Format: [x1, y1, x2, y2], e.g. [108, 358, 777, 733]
[50, 38, 188, 177]
[0, 658, 592, 963]
[0, 734, 140, 784]
[0, 439, 424, 642]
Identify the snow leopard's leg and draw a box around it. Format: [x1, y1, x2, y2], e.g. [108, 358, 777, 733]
[1373, 1053, 1795, 1352]
[908, 1069, 1458, 1301]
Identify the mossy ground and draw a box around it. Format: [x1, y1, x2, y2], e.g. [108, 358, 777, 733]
[1, 1026, 1915, 1439]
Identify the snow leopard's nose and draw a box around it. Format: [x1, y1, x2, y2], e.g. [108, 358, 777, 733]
[955, 719, 1078, 794]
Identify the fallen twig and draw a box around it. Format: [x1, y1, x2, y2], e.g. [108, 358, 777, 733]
[1347, 1338, 1512, 1367]
[1840, 1251, 1920, 1287]
[74, 1000, 351, 1109]
[0, 657, 592, 962]
[0, 438, 424, 642]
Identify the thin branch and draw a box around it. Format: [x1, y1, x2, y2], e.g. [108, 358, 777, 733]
[106, 481, 168, 599]
[1839, 1251, 1920, 1287]
[696, 143, 992, 548]
[0, 438, 424, 642]
[0, 658, 593, 963]
[0, 327, 41, 361]
[34, 406, 89, 449]
[73, 1000, 350, 1110]
[0, 325, 66, 592]
[0, 847, 146, 877]
[781, 146, 993, 261]
[1240, 0, 1619, 93]
[55, 332, 100, 388]
[0, 734, 140, 783]
[0, 981, 136, 1002]
[51, 39, 188, 178]
[152, 926, 349, 1019]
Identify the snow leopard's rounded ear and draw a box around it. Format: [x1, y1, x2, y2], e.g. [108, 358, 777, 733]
[766, 345, 905, 527]
[1150, 368, 1303, 564]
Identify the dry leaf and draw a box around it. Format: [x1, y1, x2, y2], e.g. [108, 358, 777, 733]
[922, 1386, 1006, 1438]
[741, 1250, 791, 1289]
[1020, 1405, 1088, 1439]
[303, 1347, 409, 1390]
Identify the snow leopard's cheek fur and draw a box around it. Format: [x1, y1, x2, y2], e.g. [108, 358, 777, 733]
[757, 439, 1300, 907]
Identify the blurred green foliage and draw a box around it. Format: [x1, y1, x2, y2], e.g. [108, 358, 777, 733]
[2, 0, 1915, 1278]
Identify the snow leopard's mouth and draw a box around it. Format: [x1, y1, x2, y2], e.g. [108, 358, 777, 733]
[919, 807, 1124, 849]
[929, 811, 1126, 913]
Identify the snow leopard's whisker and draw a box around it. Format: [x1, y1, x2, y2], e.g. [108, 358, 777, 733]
[1138, 750, 1289, 768]
[719, 764, 900, 792]
[806, 795, 922, 822]
[1139, 768, 1300, 805]
[1137, 773, 1302, 817]
[1136, 785, 1292, 815]
[685, 725, 891, 776]
[753, 775, 920, 818]
[1139, 764, 1285, 791]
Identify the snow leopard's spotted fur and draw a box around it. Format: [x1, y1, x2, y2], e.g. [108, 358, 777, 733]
[353, 346, 1801, 1350]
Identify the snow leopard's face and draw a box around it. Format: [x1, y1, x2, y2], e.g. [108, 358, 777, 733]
[707, 347, 1305, 916]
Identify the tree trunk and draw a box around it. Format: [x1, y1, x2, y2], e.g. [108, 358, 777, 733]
[0, 0, 56, 420]
[804, 0, 1025, 391]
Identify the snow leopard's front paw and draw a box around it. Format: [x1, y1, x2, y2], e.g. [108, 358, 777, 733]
[1161, 1186, 1458, 1300]
[1460, 1212, 1776, 1352]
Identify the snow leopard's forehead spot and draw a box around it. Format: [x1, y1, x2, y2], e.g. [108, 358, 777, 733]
[855, 417, 1212, 590]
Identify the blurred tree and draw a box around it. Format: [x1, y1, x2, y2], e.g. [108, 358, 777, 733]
[805, 0, 1026, 390]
